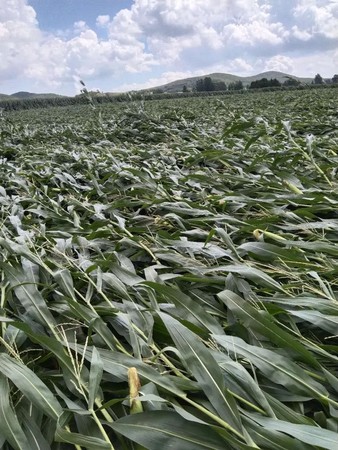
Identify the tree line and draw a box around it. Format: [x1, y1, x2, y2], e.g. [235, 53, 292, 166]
[191, 77, 244, 92]
[191, 73, 338, 92]
[1, 74, 337, 112]
[192, 76, 292, 92]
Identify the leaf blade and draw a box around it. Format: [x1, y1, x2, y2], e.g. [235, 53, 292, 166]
[110, 411, 230, 450]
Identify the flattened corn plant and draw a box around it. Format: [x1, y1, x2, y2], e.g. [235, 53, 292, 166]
[1, 88, 338, 449]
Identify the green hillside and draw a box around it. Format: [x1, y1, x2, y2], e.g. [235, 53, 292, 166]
[0, 93, 11, 100]
[147, 71, 313, 92]
[0, 91, 67, 101]
[11, 91, 66, 99]
[0, 71, 315, 99]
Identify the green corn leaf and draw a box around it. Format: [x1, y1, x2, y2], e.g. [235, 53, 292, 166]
[248, 415, 338, 450]
[21, 258, 40, 284]
[20, 409, 52, 450]
[0, 238, 43, 267]
[55, 426, 111, 449]
[275, 239, 338, 256]
[213, 352, 275, 417]
[64, 298, 121, 352]
[10, 322, 76, 375]
[218, 289, 320, 368]
[202, 264, 284, 292]
[0, 374, 29, 450]
[109, 411, 230, 450]
[101, 271, 131, 299]
[290, 310, 338, 335]
[1, 263, 56, 328]
[144, 281, 224, 334]
[88, 346, 103, 410]
[0, 353, 63, 421]
[264, 393, 315, 425]
[246, 421, 312, 450]
[237, 242, 306, 262]
[213, 335, 328, 399]
[159, 312, 243, 434]
[54, 268, 75, 298]
[67, 343, 188, 396]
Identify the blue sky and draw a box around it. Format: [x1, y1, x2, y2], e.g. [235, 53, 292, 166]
[0, 0, 337, 95]
[29, 0, 132, 34]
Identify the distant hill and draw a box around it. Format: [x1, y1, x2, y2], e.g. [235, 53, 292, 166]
[0, 91, 67, 101]
[144, 71, 313, 93]
[0, 71, 316, 102]
[11, 91, 66, 99]
[0, 94, 11, 101]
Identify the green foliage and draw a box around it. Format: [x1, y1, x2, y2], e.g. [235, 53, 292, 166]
[0, 89, 338, 449]
[228, 80, 243, 91]
[314, 73, 324, 85]
[283, 77, 301, 87]
[195, 77, 227, 92]
[249, 78, 281, 89]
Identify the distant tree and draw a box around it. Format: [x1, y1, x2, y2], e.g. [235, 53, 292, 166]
[332, 74, 338, 84]
[195, 78, 205, 92]
[228, 80, 243, 90]
[249, 78, 281, 89]
[214, 81, 227, 91]
[195, 77, 216, 92]
[204, 77, 215, 91]
[250, 78, 267, 89]
[314, 73, 323, 85]
[270, 78, 282, 87]
[250, 78, 264, 89]
[182, 85, 188, 92]
[195, 79, 226, 91]
[283, 77, 301, 87]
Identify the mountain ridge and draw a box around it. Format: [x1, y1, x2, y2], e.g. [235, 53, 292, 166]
[143, 71, 313, 93]
[0, 91, 67, 101]
[0, 71, 316, 98]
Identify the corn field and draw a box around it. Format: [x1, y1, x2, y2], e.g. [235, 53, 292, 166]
[0, 88, 338, 449]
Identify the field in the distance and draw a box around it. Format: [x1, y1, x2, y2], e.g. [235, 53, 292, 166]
[1, 89, 338, 449]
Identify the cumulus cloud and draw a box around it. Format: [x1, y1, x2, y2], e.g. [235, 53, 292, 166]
[293, 0, 338, 39]
[73, 21, 88, 34]
[221, 20, 287, 46]
[0, 0, 337, 94]
[109, 0, 289, 64]
[0, 0, 157, 91]
[264, 55, 294, 73]
[228, 58, 254, 73]
[0, 0, 40, 80]
[96, 15, 110, 28]
[291, 26, 312, 41]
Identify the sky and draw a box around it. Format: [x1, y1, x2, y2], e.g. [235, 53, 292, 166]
[0, 0, 337, 95]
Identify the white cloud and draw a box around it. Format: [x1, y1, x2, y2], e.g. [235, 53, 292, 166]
[291, 25, 312, 41]
[0, 0, 157, 92]
[286, 49, 338, 78]
[221, 20, 287, 46]
[264, 55, 294, 73]
[109, 0, 288, 64]
[0, 0, 337, 94]
[96, 15, 110, 27]
[228, 58, 254, 74]
[293, 1, 338, 39]
[114, 70, 202, 92]
[0, 0, 40, 80]
[73, 21, 88, 33]
[0, 0, 36, 23]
